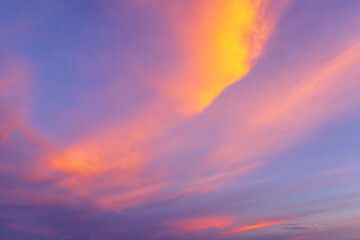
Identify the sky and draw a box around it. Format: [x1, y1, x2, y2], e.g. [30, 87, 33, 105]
[1, 0, 360, 239]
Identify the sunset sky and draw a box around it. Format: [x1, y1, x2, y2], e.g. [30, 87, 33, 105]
[1, 0, 360, 239]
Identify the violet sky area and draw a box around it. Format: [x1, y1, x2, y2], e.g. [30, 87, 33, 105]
[1, 0, 360, 239]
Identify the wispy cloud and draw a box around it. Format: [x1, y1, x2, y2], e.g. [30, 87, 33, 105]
[2, 0, 360, 239]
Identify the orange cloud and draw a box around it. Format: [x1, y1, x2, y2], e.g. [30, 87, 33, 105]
[170, 216, 235, 232]
[46, 101, 176, 209]
[48, 109, 155, 182]
[209, 40, 360, 166]
[153, 0, 287, 115]
[46, 1, 287, 210]
[224, 219, 287, 234]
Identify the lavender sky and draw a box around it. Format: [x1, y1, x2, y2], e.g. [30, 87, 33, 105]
[1, 0, 360, 239]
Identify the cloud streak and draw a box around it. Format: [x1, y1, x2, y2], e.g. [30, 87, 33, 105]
[2, 0, 360, 239]
[152, 0, 287, 115]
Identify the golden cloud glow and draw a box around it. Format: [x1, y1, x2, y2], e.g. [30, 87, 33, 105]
[47, 0, 287, 210]
[224, 219, 287, 234]
[154, 0, 286, 115]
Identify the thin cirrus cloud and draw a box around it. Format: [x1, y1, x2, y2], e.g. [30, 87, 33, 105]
[206, 39, 360, 167]
[223, 219, 288, 234]
[45, 0, 286, 207]
[0, 56, 32, 141]
[151, 0, 287, 115]
[1, 0, 360, 239]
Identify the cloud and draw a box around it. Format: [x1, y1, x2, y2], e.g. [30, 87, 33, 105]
[45, 0, 286, 212]
[151, 0, 287, 115]
[223, 219, 289, 235]
[45, 1, 360, 222]
[169, 216, 235, 232]
[2, 1, 360, 240]
[0, 56, 32, 142]
[206, 39, 360, 166]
